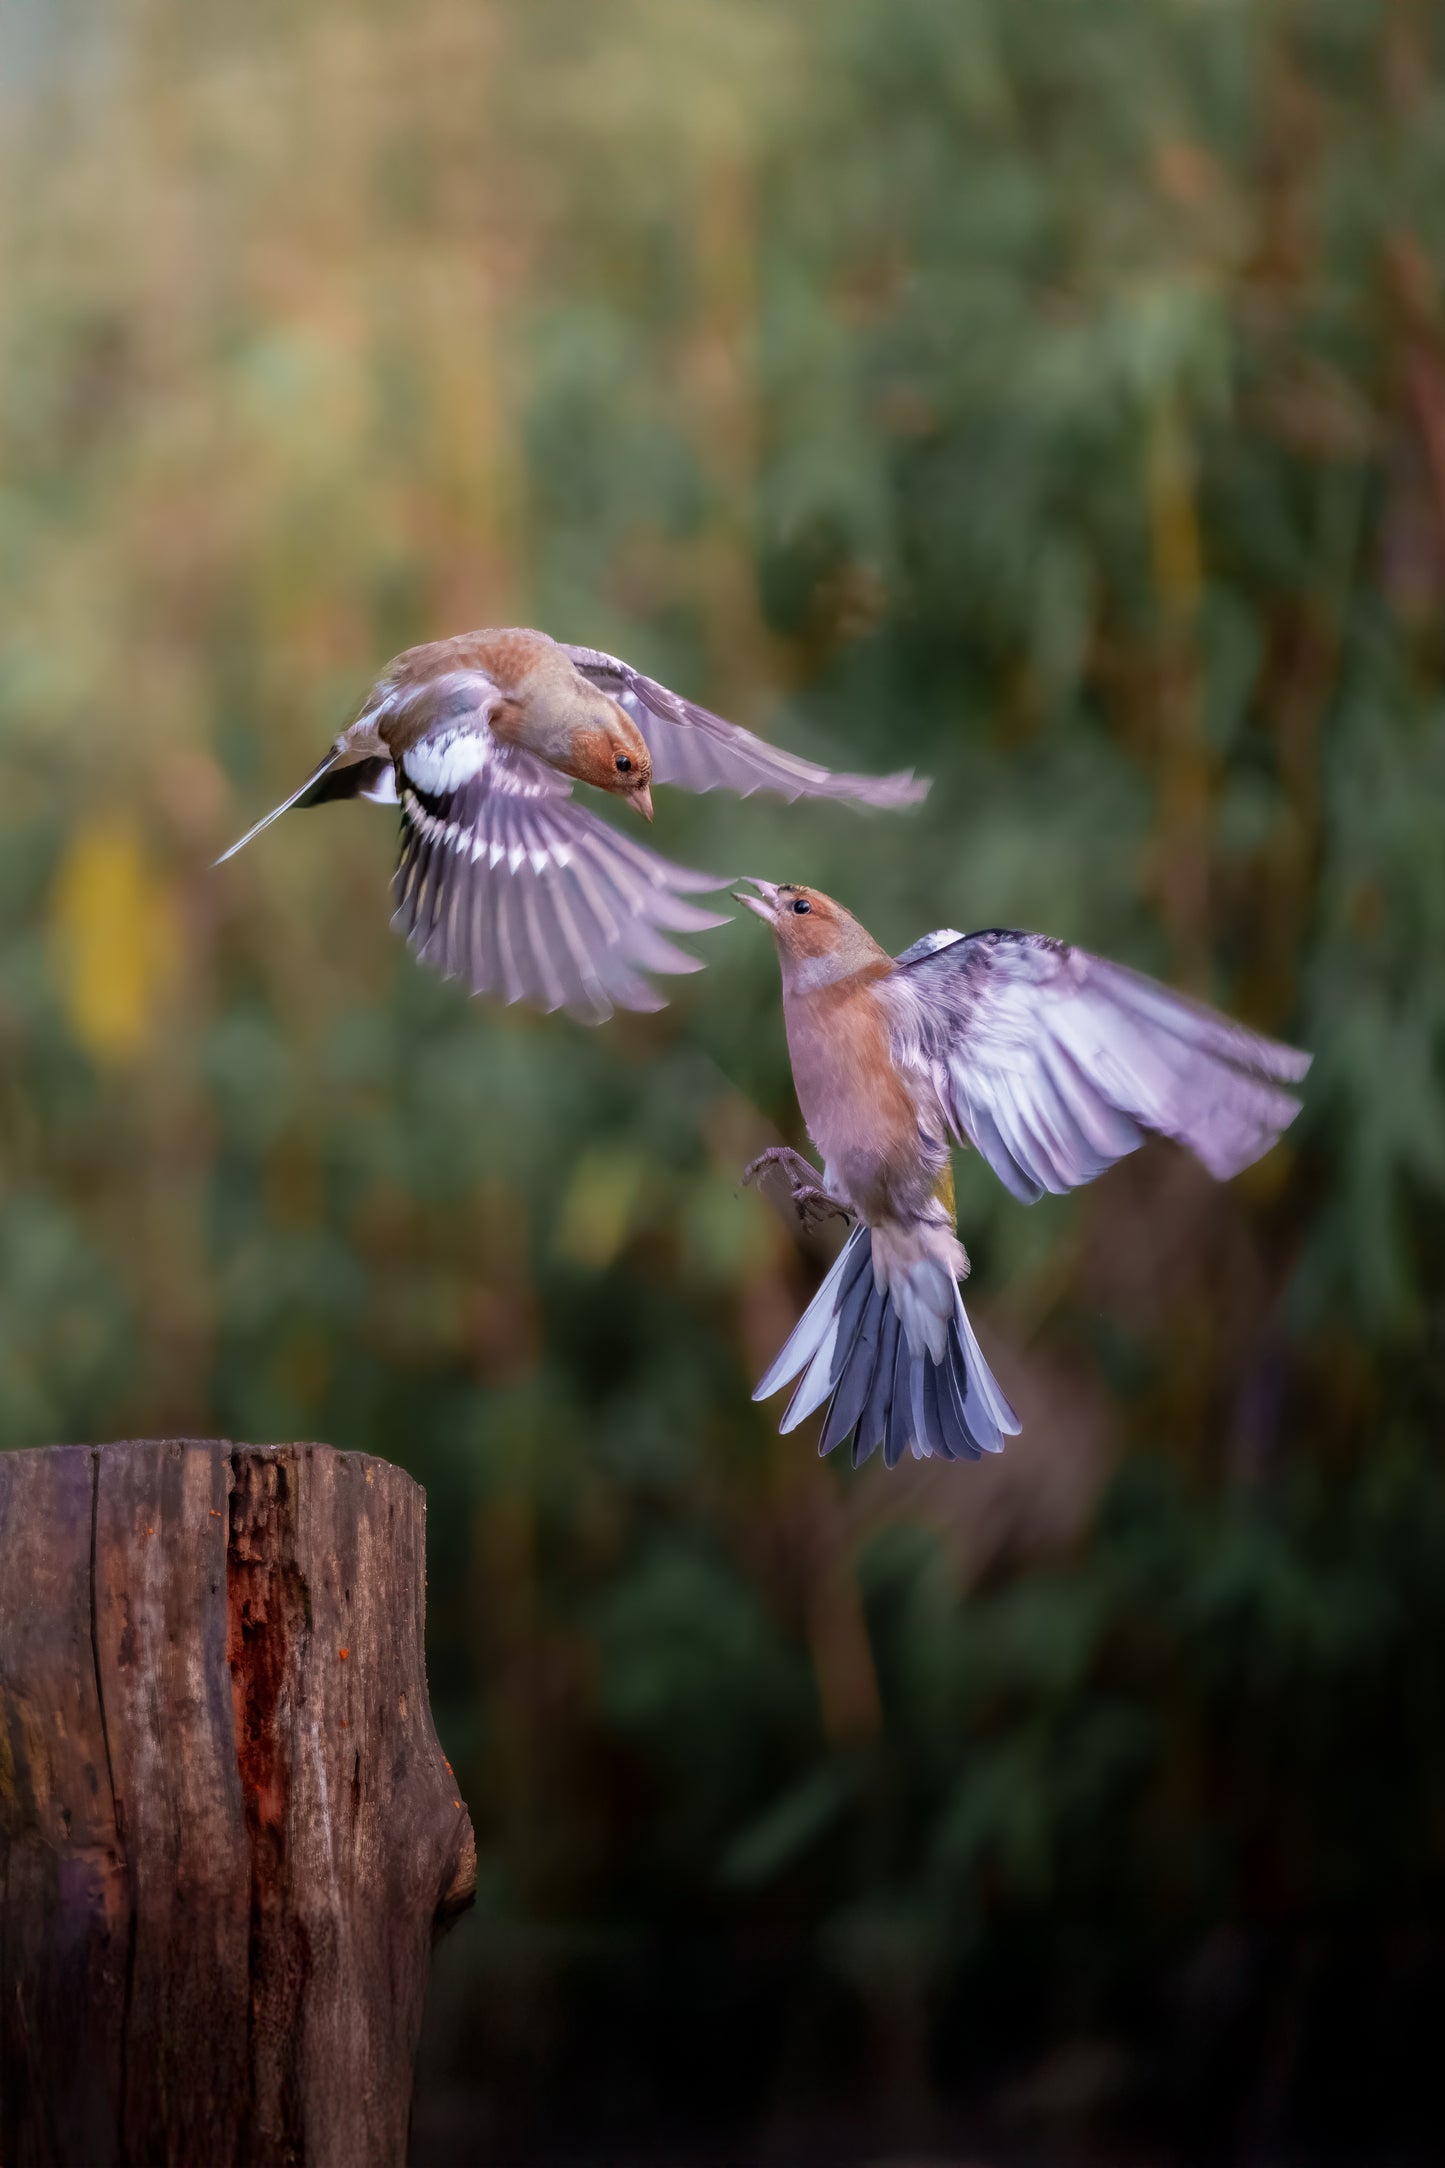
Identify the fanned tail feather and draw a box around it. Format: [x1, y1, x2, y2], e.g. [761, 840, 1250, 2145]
[754, 1225, 1020, 1467]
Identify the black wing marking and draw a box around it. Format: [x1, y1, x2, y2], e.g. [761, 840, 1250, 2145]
[565, 643, 928, 808]
[889, 929, 1311, 1202]
[392, 736, 729, 1022]
[216, 665, 498, 864]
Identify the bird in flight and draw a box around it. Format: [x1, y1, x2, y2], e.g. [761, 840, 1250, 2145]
[217, 627, 928, 1023]
[735, 880, 1310, 1469]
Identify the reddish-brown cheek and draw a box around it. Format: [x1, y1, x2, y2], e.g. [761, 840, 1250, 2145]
[572, 725, 618, 786]
[780, 913, 841, 960]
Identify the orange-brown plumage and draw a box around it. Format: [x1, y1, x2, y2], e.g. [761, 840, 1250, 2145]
[370, 628, 653, 810]
[785, 970, 927, 1227]
[739, 883, 947, 1231]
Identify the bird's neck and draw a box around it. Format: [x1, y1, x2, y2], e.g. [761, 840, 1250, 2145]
[776, 937, 893, 998]
[492, 682, 589, 770]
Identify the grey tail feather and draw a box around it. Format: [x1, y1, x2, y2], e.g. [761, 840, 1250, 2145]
[214, 751, 393, 866]
[755, 1224, 1021, 1468]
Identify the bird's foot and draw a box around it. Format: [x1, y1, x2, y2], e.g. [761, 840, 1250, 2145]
[741, 1148, 853, 1231]
[788, 1183, 855, 1231]
[742, 1146, 820, 1194]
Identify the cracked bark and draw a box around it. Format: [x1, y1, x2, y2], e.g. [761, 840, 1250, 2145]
[0, 1442, 476, 2168]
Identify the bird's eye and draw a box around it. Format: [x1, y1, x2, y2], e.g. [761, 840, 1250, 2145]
[792, 897, 812, 915]
[615, 754, 632, 774]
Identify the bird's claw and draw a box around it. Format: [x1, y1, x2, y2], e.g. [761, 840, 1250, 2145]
[742, 1146, 818, 1193]
[741, 1148, 853, 1231]
[788, 1184, 854, 1231]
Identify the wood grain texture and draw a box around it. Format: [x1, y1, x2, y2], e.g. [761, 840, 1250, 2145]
[0, 1442, 476, 2168]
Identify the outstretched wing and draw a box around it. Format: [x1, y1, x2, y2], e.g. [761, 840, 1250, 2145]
[887, 929, 1311, 1203]
[393, 730, 729, 1023]
[565, 643, 928, 809]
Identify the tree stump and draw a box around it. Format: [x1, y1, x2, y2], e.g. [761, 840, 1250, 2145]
[0, 1441, 476, 2168]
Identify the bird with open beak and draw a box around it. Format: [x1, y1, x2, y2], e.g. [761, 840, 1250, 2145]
[736, 879, 1311, 1468]
[217, 627, 928, 1023]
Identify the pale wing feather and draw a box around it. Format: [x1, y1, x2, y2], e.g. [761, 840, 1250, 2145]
[565, 643, 928, 809]
[392, 729, 729, 1022]
[889, 929, 1310, 1202]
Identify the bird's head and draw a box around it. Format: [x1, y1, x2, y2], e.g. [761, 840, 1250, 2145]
[558, 688, 655, 820]
[733, 879, 888, 990]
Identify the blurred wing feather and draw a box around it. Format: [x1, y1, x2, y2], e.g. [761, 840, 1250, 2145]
[564, 643, 929, 809]
[392, 732, 728, 1022]
[888, 929, 1310, 1200]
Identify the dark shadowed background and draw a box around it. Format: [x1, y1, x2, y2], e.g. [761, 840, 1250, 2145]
[3, 2, 1444, 2161]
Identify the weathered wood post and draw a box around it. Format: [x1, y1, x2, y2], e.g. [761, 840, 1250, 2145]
[0, 1441, 476, 2168]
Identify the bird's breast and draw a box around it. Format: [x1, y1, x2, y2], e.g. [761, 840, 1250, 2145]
[783, 976, 933, 1222]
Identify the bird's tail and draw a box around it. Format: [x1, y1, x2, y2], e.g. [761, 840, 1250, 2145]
[754, 1223, 1020, 1467]
[214, 754, 395, 866]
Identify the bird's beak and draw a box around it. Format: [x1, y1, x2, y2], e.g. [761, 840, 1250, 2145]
[631, 784, 655, 823]
[731, 876, 782, 925]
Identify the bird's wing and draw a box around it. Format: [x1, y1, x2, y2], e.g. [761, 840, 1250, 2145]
[564, 643, 929, 808]
[392, 727, 730, 1023]
[886, 929, 1311, 1203]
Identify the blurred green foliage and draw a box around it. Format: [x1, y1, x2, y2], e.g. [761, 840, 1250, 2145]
[3, 0, 1444, 2154]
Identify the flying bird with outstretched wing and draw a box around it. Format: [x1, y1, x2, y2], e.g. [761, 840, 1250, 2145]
[217, 627, 928, 1022]
[736, 880, 1310, 1469]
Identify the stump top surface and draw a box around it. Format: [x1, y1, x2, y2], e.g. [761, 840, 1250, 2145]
[10, 1437, 421, 1489]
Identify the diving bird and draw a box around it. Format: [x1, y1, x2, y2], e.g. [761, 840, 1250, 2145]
[735, 880, 1310, 1469]
[217, 627, 928, 1022]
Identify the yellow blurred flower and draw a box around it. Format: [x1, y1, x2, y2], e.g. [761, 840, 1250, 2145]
[50, 817, 180, 1066]
[555, 1148, 647, 1270]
